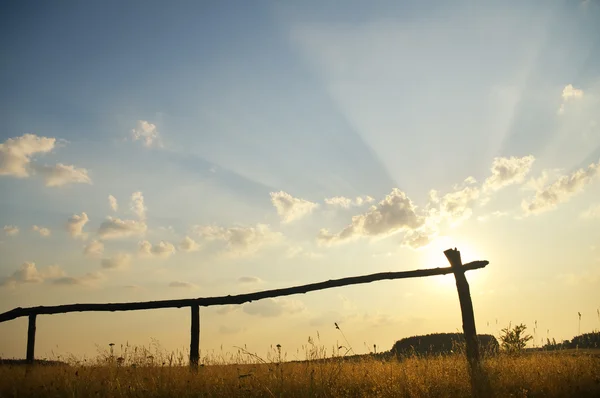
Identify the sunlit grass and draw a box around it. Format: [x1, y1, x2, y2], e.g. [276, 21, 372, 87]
[1, 341, 599, 397]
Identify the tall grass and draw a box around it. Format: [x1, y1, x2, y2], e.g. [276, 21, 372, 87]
[1, 342, 599, 397]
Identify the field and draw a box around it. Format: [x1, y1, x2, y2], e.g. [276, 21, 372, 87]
[1, 348, 599, 397]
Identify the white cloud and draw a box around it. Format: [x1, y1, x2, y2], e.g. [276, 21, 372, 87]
[238, 276, 263, 284]
[324, 195, 375, 208]
[562, 84, 584, 100]
[130, 191, 146, 220]
[52, 272, 104, 287]
[401, 230, 435, 249]
[325, 196, 352, 208]
[169, 281, 196, 289]
[0, 134, 55, 177]
[477, 211, 509, 222]
[34, 163, 91, 187]
[131, 120, 162, 148]
[139, 240, 176, 258]
[430, 182, 480, 225]
[0, 262, 44, 286]
[318, 188, 425, 245]
[32, 225, 51, 237]
[108, 195, 118, 212]
[242, 298, 306, 318]
[0, 134, 92, 188]
[194, 225, 227, 240]
[179, 236, 200, 252]
[83, 240, 104, 257]
[581, 204, 600, 219]
[558, 84, 584, 115]
[219, 325, 244, 335]
[522, 160, 600, 215]
[195, 223, 281, 256]
[0, 262, 67, 287]
[101, 253, 132, 270]
[270, 191, 318, 223]
[483, 156, 535, 192]
[97, 217, 147, 240]
[3, 225, 19, 236]
[0, 262, 103, 288]
[66, 212, 89, 239]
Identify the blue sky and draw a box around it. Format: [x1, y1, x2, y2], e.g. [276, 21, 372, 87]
[1, 0, 600, 360]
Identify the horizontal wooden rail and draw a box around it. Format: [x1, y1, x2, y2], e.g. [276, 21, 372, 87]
[0, 260, 487, 323]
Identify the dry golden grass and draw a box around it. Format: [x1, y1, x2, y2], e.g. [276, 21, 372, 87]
[1, 348, 599, 398]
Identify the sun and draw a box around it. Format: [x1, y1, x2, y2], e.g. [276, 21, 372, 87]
[419, 236, 486, 288]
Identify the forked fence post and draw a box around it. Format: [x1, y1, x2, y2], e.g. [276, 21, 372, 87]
[444, 248, 488, 397]
[26, 314, 37, 364]
[190, 303, 200, 371]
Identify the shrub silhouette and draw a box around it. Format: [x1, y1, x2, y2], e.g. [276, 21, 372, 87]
[391, 333, 499, 359]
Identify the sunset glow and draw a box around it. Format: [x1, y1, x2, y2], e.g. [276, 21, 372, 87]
[1, 1, 599, 362]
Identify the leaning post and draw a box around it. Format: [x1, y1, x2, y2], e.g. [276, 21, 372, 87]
[190, 303, 200, 371]
[26, 314, 37, 364]
[445, 248, 486, 397]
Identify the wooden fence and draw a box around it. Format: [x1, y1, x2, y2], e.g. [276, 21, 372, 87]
[0, 248, 488, 393]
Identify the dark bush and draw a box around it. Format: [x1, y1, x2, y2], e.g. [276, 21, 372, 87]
[391, 333, 499, 359]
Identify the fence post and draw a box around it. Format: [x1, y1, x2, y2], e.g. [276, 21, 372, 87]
[444, 248, 487, 397]
[190, 303, 199, 371]
[26, 314, 37, 364]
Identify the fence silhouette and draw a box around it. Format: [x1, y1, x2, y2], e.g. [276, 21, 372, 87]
[0, 248, 488, 393]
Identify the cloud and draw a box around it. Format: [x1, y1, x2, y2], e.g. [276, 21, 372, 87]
[218, 325, 245, 335]
[34, 163, 91, 187]
[194, 225, 227, 240]
[101, 253, 132, 270]
[32, 225, 51, 237]
[270, 191, 318, 223]
[52, 272, 103, 287]
[401, 230, 435, 249]
[242, 298, 305, 318]
[0, 262, 103, 288]
[169, 281, 196, 289]
[318, 188, 425, 245]
[483, 156, 535, 192]
[131, 120, 162, 148]
[324, 195, 375, 208]
[238, 276, 263, 284]
[0, 263, 66, 287]
[0, 134, 90, 187]
[0, 262, 44, 286]
[558, 84, 584, 115]
[179, 236, 200, 252]
[429, 180, 480, 224]
[522, 160, 600, 215]
[0, 134, 55, 177]
[215, 305, 238, 315]
[195, 223, 282, 256]
[130, 191, 146, 220]
[66, 212, 89, 239]
[83, 240, 104, 257]
[139, 240, 176, 258]
[3, 225, 19, 236]
[108, 195, 118, 212]
[97, 217, 147, 239]
[581, 204, 600, 219]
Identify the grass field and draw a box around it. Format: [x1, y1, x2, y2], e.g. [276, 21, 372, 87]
[1, 348, 599, 397]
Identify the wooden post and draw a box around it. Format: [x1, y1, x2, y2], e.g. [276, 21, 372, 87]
[26, 314, 37, 364]
[445, 248, 480, 365]
[445, 248, 488, 397]
[190, 303, 199, 371]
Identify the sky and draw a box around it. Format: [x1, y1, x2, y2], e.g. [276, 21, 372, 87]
[1, 0, 600, 362]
